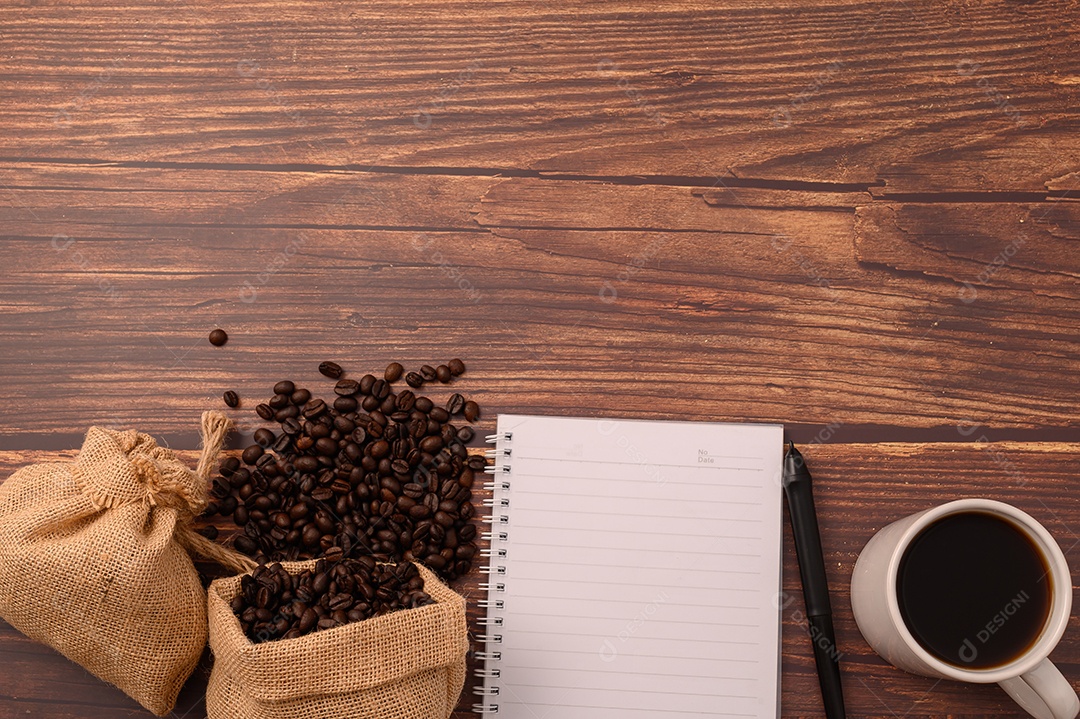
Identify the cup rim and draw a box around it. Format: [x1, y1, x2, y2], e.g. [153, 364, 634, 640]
[885, 498, 1072, 683]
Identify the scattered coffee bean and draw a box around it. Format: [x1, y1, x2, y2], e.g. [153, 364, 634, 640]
[419, 365, 437, 381]
[384, 362, 404, 383]
[209, 329, 228, 346]
[231, 560, 434, 644]
[223, 391, 240, 408]
[273, 381, 295, 396]
[446, 393, 465, 415]
[318, 361, 344, 379]
[463, 401, 480, 422]
[448, 358, 465, 376]
[405, 372, 424, 388]
[255, 403, 275, 420]
[436, 364, 452, 383]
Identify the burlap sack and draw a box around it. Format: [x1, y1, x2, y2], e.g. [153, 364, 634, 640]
[207, 560, 468, 719]
[0, 411, 256, 716]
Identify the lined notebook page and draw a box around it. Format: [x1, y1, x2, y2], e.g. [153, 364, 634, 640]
[479, 415, 784, 719]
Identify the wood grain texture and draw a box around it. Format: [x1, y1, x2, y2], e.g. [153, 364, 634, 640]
[1, 0, 1079, 716]
[0, 0, 1077, 187]
[2, 441, 1080, 718]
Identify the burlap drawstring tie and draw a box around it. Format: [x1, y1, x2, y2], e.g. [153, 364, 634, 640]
[72, 410, 256, 574]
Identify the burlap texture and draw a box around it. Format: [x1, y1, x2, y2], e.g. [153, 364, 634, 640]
[0, 411, 255, 716]
[207, 560, 468, 719]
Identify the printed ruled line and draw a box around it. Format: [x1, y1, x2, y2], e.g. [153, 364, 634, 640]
[499, 664, 759, 681]
[511, 575, 758, 592]
[513, 524, 761, 541]
[506, 595, 761, 610]
[510, 540, 762, 558]
[513, 455, 765, 472]
[506, 558, 763, 575]
[505, 610, 760, 628]
[514, 472, 765, 489]
[512, 506, 764, 523]
[495, 700, 757, 717]
[513, 488, 764, 506]
[499, 646, 762, 663]
[497, 682, 758, 699]
[506, 628, 762, 646]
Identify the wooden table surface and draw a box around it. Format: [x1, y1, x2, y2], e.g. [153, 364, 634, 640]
[1, 0, 1078, 717]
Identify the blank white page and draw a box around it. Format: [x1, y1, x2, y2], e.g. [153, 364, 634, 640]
[478, 415, 784, 719]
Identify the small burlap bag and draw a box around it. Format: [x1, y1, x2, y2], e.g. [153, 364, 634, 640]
[0, 411, 256, 716]
[207, 560, 468, 719]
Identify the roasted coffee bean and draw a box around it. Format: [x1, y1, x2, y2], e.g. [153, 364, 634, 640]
[234, 535, 258, 555]
[333, 378, 359, 396]
[404, 372, 423, 388]
[241, 444, 264, 465]
[215, 361, 480, 580]
[384, 362, 404, 383]
[303, 398, 327, 418]
[197, 525, 219, 540]
[253, 428, 275, 447]
[318, 361, 344, 379]
[333, 396, 358, 413]
[448, 358, 465, 375]
[446, 393, 465, 415]
[463, 401, 480, 422]
[208, 329, 229, 346]
[223, 390, 240, 408]
[419, 365, 437, 381]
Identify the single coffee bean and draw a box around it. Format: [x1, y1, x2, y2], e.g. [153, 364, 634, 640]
[456, 426, 474, 442]
[384, 362, 404, 383]
[223, 390, 240, 408]
[359, 374, 376, 395]
[448, 358, 465, 375]
[446, 393, 465, 415]
[405, 372, 424, 388]
[291, 388, 311, 405]
[418, 365, 436, 381]
[208, 328, 228, 346]
[318, 361, 343, 379]
[463, 401, 480, 422]
[333, 396, 358, 413]
[334, 379, 360, 396]
[241, 444, 264, 465]
[436, 364, 452, 383]
[255, 403, 275, 420]
[273, 380, 295, 395]
[253, 428, 275, 447]
[234, 535, 258, 555]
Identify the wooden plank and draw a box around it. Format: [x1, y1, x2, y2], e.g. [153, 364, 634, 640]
[3, 210, 1080, 435]
[855, 202, 1080, 298]
[1, 441, 1079, 717]
[0, 0, 1076, 187]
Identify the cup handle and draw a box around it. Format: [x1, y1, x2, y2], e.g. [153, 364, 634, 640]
[999, 658, 1080, 719]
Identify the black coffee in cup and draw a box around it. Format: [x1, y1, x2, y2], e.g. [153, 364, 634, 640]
[896, 511, 1051, 669]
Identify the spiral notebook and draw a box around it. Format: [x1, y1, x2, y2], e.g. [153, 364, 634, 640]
[473, 414, 785, 718]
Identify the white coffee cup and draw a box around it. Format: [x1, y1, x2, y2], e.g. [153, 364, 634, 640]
[851, 498, 1079, 719]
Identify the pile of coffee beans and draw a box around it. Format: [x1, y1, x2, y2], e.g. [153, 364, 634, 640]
[206, 360, 484, 582]
[231, 558, 434, 643]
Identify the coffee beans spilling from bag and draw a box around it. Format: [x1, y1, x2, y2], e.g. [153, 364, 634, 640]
[206, 360, 483, 582]
[231, 558, 434, 643]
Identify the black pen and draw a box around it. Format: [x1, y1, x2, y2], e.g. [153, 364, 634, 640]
[783, 441, 845, 719]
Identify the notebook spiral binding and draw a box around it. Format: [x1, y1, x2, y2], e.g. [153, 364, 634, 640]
[473, 431, 512, 715]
